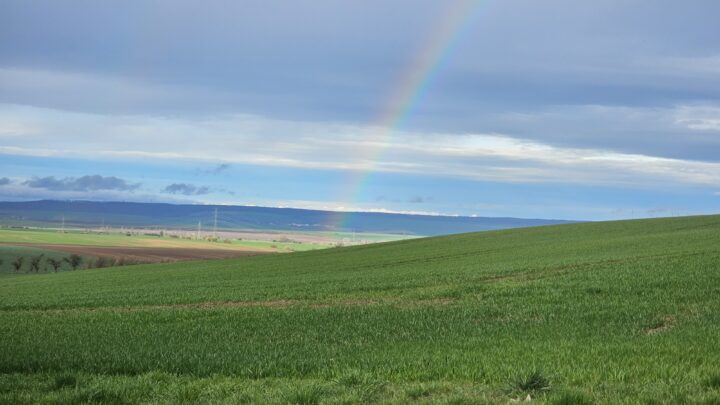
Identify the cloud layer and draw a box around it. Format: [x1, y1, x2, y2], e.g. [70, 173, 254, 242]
[2, 105, 719, 189]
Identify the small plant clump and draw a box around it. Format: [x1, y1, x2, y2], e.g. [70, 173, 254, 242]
[509, 370, 551, 396]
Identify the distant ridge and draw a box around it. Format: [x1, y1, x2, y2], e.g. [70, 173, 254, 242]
[0, 200, 575, 236]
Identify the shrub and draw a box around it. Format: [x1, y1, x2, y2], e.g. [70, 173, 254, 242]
[91, 257, 113, 269]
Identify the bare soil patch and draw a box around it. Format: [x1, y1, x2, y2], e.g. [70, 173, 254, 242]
[7, 297, 460, 314]
[644, 315, 676, 335]
[1, 242, 273, 263]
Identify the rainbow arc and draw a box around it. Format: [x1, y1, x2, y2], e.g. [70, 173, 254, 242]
[328, 0, 483, 231]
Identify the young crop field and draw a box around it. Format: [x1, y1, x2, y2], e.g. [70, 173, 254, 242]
[1, 216, 719, 403]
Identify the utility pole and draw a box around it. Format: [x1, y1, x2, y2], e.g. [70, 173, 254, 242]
[213, 208, 218, 238]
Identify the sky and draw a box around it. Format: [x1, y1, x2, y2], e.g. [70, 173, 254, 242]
[1, 0, 719, 220]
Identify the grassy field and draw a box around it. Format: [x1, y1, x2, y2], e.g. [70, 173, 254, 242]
[1, 215, 719, 403]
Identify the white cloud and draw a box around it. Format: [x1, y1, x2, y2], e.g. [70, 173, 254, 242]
[248, 199, 455, 217]
[674, 105, 720, 131]
[2, 103, 720, 188]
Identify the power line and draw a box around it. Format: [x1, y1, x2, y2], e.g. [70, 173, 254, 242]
[213, 208, 218, 237]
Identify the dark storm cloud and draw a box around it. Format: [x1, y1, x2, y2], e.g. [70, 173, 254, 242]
[163, 183, 211, 195]
[23, 175, 140, 191]
[0, 177, 11, 186]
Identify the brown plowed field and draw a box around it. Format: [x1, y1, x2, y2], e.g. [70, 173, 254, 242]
[2, 243, 272, 262]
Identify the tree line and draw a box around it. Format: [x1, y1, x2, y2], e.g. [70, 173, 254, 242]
[1, 254, 151, 273]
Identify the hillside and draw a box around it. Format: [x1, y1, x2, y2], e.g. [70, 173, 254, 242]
[1, 215, 720, 403]
[0, 200, 573, 235]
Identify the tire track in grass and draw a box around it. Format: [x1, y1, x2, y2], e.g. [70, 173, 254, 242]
[1, 297, 459, 314]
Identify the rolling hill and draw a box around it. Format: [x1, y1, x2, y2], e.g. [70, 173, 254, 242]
[1, 215, 719, 403]
[0, 200, 573, 235]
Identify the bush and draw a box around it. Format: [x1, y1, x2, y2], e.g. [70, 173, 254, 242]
[90, 257, 113, 269]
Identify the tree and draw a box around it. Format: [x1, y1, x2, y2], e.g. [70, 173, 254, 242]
[47, 257, 62, 273]
[12, 256, 24, 272]
[29, 254, 45, 273]
[64, 254, 83, 271]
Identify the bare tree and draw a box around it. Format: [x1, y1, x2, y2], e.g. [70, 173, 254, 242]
[12, 257, 24, 272]
[29, 254, 45, 273]
[47, 258, 62, 273]
[64, 254, 83, 271]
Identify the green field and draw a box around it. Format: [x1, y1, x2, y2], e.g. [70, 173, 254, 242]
[1, 216, 720, 403]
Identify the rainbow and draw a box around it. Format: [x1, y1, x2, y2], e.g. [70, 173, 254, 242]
[328, 0, 482, 232]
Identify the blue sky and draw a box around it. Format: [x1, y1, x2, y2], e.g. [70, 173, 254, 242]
[1, 0, 719, 220]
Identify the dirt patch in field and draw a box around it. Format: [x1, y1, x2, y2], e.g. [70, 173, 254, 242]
[644, 315, 676, 335]
[8, 297, 460, 314]
[131, 299, 302, 311]
[0, 242, 273, 262]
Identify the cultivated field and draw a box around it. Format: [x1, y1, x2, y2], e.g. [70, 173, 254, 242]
[0, 228, 326, 251]
[0, 228, 332, 269]
[1, 216, 720, 403]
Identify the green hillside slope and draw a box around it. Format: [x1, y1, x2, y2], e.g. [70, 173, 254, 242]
[1, 216, 720, 403]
